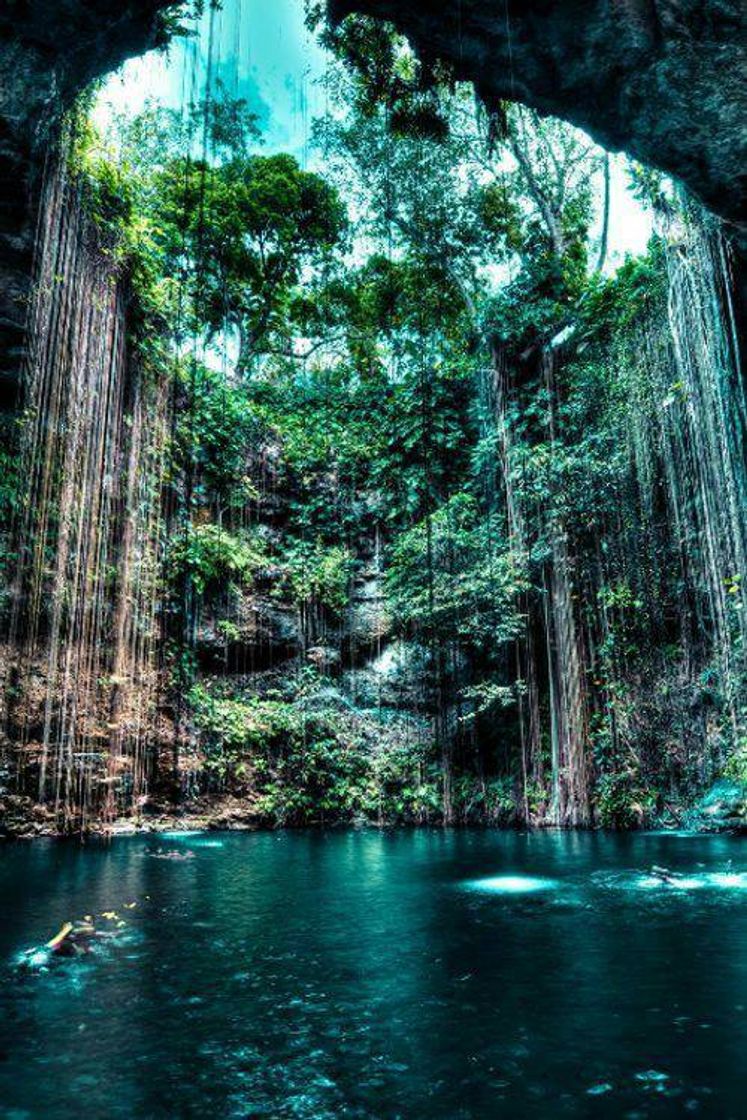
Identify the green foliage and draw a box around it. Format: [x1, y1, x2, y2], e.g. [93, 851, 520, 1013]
[724, 736, 747, 784]
[311, 13, 451, 140]
[386, 494, 525, 649]
[172, 523, 268, 595]
[151, 151, 347, 364]
[216, 619, 241, 643]
[188, 678, 439, 824]
[460, 680, 517, 720]
[0, 429, 22, 528]
[451, 775, 518, 825]
[479, 182, 524, 254]
[276, 541, 354, 614]
[189, 683, 302, 756]
[69, 118, 135, 247]
[595, 770, 656, 830]
[175, 362, 259, 502]
[0, 421, 22, 592]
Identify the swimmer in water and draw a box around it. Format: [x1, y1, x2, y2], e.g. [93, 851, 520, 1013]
[17, 906, 133, 972]
[149, 848, 196, 861]
[48, 920, 97, 957]
[18, 919, 98, 971]
[650, 865, 681, 886]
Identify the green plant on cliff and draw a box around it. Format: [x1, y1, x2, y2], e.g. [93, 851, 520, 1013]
[276, 541, 354, 615]
[174, 361, 259, 505]
[595, 770, 657, 830]
[386, 495, 525, 650]
[172, 524, 268, 595]
[188, 678, 439, 824]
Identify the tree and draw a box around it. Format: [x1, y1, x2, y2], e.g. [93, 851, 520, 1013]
[152, 152, 347, 369]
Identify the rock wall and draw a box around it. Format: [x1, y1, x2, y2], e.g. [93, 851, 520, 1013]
[0, 0, 176, 398]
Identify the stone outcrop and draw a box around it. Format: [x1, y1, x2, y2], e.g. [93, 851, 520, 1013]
[0, 2, 176, 147]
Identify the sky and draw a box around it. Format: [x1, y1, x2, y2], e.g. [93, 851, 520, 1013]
[93, 0, 653, 271]
[93, 0, 328, 162]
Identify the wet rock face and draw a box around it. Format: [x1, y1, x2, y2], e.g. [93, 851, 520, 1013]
[692, 779, 747, 833]
[329, 0, 747, 233]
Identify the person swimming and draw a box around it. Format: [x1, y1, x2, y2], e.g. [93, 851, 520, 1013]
[17, 920, 96, 971]
[650, 865, 681, 885]
[16, 909, 130, 972]
[148, 848, 195, 861]
[47, 920, 98, 957]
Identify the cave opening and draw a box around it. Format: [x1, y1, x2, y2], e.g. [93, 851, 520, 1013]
[0, 0, 745, 835]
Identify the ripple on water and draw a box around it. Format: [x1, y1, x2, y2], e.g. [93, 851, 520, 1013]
[707, 871, 747, 889]
[635, 874, 707, 890]
[645, 829, 703, 838]
[593, 868, 747, 894]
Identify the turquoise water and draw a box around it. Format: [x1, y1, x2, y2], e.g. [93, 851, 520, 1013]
[1, 829, 746, 1118]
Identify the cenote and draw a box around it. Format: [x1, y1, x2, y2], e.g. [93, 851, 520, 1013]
[2, 829, 747, 1119]
[1, 2, 747, 1116]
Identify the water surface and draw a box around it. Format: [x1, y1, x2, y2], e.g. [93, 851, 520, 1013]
[1, 829, 746, 1118]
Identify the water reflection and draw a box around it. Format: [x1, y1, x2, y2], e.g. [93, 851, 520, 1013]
[463, 875, 559, 894]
